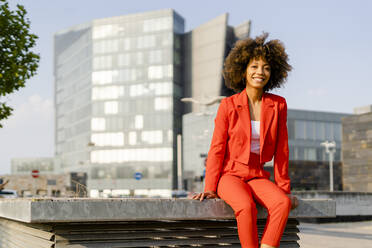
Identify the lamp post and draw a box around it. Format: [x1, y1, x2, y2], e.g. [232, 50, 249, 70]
[320, 140, 336, 192]
[181, 96, 225, 115]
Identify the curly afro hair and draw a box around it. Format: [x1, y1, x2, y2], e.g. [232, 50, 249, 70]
[223, 33, 292, 93]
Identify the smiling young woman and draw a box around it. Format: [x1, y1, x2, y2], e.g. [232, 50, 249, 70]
[191, 33, 299, 248]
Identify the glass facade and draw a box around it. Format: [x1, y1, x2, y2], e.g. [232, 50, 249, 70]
[183, 107, 348, 183]
[54, 10, 185, 191]
[287, 110, 346, 162]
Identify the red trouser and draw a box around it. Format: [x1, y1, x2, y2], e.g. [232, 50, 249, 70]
[217, 153, 291, 248]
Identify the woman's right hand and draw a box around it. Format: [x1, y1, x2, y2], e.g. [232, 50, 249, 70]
[189, 191, 219, 201]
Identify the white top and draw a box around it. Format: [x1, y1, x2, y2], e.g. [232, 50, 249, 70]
[251, 120, 260, 154]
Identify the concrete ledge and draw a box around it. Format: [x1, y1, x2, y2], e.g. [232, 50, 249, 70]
[0, 198, 335, 223]
[294, 191, 372, 216]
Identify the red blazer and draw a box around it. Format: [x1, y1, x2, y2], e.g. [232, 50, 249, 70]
[204, 89, 291, 194]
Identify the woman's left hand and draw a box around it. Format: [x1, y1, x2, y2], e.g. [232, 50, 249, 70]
[287, 194, 299, 210]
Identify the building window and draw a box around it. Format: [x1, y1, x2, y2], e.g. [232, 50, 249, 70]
[295, 147, 304, 160]
[93, 25, 120, 39]
[92, 70, 119, 85]
[167, 130, 173, 143]
[118, 54, 130, 67]
[148, 65, 172, 79]
[143, 17, 172, 32]
[333, 123, 341, 141]
[304, 148, 316, 161]
[148, 66, 163, 79]
[119, 69, 137, 81]
[104, 101, 118, 114]
[91, 118, 106, 131]
[91, 132, 124, 146]
[92, 86, 124, 100]
[137, 35, 156, 49]
[305, 121, 315, 140]
[325, 122, 333, 141]
[135, 115, 143, 129]
[129, 131, 137, 145]
[93, 56, 112, 70]
[149, 50, 162, 64]
[136, 52, 143, 65]
[154, 97, 172, 110]
[141, 130, 163, 144]
[315, 122, 325, 140]
[91, 147, 173, 163]
[93, 39, 119, 54]
[129, 82, 172, 97]
[120, 38, 130, 50]
[294, 120, 305, 140]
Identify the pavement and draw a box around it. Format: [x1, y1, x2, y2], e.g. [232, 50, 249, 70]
[298, 220, 372, 248]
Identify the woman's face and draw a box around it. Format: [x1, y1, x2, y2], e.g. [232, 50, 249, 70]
[245, 57, 271, 90]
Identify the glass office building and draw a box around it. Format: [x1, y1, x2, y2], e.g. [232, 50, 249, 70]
[54, 9, 184, 194]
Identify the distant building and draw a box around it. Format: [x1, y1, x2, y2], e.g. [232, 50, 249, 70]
[11, 157, 55, 175]
[182, 104, 350, 192]
[342, 106, 372, 192]
[1, 172, 87, 197]
[54, 9, 250, 196]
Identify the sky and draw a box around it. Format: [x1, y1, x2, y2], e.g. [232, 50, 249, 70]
[0, 0, 371, 174]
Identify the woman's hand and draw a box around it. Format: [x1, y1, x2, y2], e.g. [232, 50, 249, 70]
[189, 191, 219, 201]
[287, 194, 299, 210]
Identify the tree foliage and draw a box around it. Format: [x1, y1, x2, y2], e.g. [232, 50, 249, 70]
[0, 0, 39, 127]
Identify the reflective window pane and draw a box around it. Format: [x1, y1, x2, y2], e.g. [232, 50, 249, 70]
[91, 132, 124, 146]
[141, 130, 163, 144]
[135, 115, 143, 129]
[91, 147, 173, 163]
[295, 120, 305, 139]
[104, 101, 118, 114]
[154, 97, 172, 110]
[91, 118, 106, 131]
[92, 86, 124, 100]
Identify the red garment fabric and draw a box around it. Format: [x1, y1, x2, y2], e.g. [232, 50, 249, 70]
[217, 170, 291, 247]
[204, 89, 291, 194]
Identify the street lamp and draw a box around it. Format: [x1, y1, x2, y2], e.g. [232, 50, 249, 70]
[181, 96, 225, 115]
[320, 140, 336, 192]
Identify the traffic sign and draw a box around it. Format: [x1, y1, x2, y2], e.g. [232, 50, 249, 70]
[134, 172, 143, 180]
[32, 170, 39, 178]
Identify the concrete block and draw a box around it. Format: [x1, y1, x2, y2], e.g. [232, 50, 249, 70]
[0, 198, 335, 223]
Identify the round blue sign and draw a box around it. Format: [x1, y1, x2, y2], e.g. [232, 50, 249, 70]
[134, 172, 143, 180]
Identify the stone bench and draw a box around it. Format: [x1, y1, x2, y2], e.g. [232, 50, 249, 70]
[0, 198, 335, 247]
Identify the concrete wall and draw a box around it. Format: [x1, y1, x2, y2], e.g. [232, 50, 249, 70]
[342, 112, 372, 191]
[295, 191, 372, 216]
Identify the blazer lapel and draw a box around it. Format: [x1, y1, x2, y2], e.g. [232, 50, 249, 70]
[260, 93, 274, 158]
[236, 90, 251, 151]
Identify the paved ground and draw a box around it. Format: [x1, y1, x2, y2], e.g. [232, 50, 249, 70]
[298, 220, 372, 248]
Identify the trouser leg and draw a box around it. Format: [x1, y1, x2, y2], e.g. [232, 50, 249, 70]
[217, 174, 259, 248]
[247, 178, 291, 247]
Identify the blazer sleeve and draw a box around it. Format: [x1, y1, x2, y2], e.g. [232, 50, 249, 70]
[204, 98, 229, 193]
[274, 99, 291, 194]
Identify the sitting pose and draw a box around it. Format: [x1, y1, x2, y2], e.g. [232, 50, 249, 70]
[192, 33, 299, 248]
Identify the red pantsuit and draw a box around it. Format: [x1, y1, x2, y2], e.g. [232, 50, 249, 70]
[204, 89, 291, 248]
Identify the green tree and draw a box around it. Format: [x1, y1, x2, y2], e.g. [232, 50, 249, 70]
[0, 0, 39, 127]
